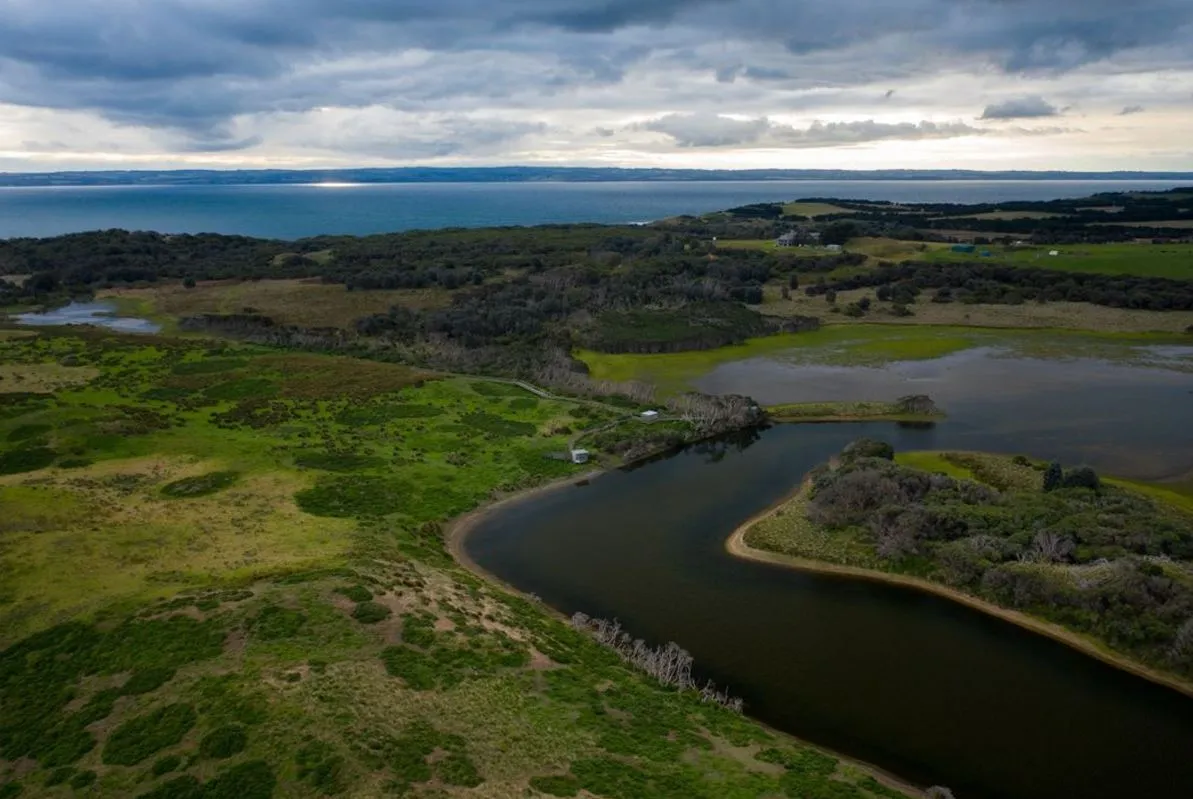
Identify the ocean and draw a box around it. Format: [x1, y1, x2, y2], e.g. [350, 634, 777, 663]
[0, 180, 1188, 240]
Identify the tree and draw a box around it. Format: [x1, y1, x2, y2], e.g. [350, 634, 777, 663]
[1042, 461, 1063, 492]
[857, 296, 872, 311]
[183, 276, 197, 289]
[820, 220, 860, 246]
[1062, 466, 1100, 491]
[825, 289, 838, 304]
[780, 285, 791, 300]
[788, 274, 799, 290]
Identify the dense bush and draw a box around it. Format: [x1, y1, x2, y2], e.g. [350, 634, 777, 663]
[103, 704, 198, 766]
[806, 445, 1193, 675]
[199, 725, 248, 759]
[161, 471, 239, 498]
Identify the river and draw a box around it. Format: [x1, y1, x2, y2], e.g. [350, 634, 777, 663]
[465, 350, 1193, 799]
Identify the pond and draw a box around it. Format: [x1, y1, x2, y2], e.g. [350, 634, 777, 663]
[13, 301, 160, 333]
[466, 351, 1193, 799]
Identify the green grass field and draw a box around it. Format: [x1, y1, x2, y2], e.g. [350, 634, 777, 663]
[0, 328, 912, 799]
[919, 241, 1193, 280]
[782, 201, 853, 218]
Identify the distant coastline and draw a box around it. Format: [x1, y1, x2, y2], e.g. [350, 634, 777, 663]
[3, 166, 1193, 188]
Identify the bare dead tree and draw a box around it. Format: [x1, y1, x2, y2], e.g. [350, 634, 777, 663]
[571, 613, 743, 712]
[925, 787, 957, 799]
[1170, 618, 1193, 666]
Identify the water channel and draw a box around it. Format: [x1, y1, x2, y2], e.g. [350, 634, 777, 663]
[466, 350, 1193, 799]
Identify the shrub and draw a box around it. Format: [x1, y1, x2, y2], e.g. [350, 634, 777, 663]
[123, 667, 177, 695]
[0, 447, 56, 475]
[841, 438, 894, 461]
[295, 741, 345, 795]
[335, 585, 372, 603]
[152, 755, 182, 776]
[171, 359, 247, 376]
[202, 761, 275, 799]
[252, 606, 307, 640]
[294, 452, 385, 472]
[7, 424, 51, 442]
[460, 412, 536, 438]
[380, 647, 438, 690]
[352, 602, 392, 625]
[103, 704, 197, 766]
[1042, 461, 1063, 492]
[44, 767, 74, 787]
[437, 752, 482, 787]
[203, 379, 278, 401]
[530, 775, 581, 797]
[295, 476, 409, 518]
[161, 471, 239, 499]
[199, 725, 247, 759]
[69, 771, 96, 789]
[1062, 466, 1100, 491]
[139, 775, 203, 799]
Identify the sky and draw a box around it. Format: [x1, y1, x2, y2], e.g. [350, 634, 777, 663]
[1, 0, 1191, 172]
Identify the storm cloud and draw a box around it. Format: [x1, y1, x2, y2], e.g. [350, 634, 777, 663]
[0, 0, 1190, 168]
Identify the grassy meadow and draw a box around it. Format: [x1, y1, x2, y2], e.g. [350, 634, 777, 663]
[917, 241, 1193, 280]
[101, 280, 451, 331]
[0, 327, 914, 799]
[578, 324, 1192, 394]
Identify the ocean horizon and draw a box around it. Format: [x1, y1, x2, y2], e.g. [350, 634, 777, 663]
[2, 179, 1189, 240]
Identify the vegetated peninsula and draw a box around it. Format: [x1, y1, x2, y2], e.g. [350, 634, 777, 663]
[732, 442, 1193, 694]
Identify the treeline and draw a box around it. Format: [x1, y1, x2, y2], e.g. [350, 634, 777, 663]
[808, 443, 1193, 677]
[804, 261, 1193, 311]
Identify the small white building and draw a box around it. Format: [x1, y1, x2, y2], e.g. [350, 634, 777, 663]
[640, 410, 660, 422]
[570, 449, 591, 464]
[825, 243, 843, 252]
[1049, 250, 1060, 256]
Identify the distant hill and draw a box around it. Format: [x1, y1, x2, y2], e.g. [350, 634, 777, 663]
[3, 166, 1193, 187]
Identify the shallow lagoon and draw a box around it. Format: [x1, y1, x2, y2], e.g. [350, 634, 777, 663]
[14, 301, 160, 333]
[468, 350, 1193, 799]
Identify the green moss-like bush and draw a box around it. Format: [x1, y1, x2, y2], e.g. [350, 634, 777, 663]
[68, 771, 96, 789]
[138, 775, 203, 799]
[529, 775, 581, 797]
[171, 359, 248, 376]
[460, 412, 536, 438]
[352, 602, 392, 624]
[0, 447, 56, 475]
[123, 667, 177, 695]
[103, 704, 198, 766]
[251, 606, 307, 640]
[295, 741, 345, 795]
[0, 784, 21, 799]
[202, 760, 275, 799]
[437, 752, 482, 787]
[44, 768, 74, 787]
[152, 755, 182, 776]
[161, 471, 239, 498]
[380, 646, 438, 690]
[334, 585, 371, 603]
[295, 476, 409, 518]
[294, 452, 385, 472]
[336, 403, 443, 425]
[7, 423, 51, 442]
[74, 688, 121, 725]
[199, 725, 247, 759]
[204, 379, 278, 401]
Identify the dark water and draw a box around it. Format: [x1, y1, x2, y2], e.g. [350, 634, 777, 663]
[466, 356, 1193, 799]
[14, 301, 160, 333]
[1, 180, 1189, 239]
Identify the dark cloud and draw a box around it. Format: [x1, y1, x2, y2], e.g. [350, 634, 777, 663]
[980, 96, 1061, 120]
[1119, 105, 1146, 115]
[0, 0, 1189, 154]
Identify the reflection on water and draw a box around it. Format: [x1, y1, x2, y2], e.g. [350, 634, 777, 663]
[14, 301, 160, 333]
[697, 347, 1193, 480]
[469, 354, 1193, 799]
